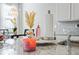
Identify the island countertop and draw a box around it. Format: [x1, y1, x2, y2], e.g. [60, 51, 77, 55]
[0, 39, 79, 55]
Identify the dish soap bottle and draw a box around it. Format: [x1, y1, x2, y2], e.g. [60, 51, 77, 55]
[36, 24, 41, 39]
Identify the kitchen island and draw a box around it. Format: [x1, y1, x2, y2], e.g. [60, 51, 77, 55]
[0, 39, 79, 55]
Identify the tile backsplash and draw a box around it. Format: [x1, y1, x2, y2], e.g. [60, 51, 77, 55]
[56, 22, 79, 35]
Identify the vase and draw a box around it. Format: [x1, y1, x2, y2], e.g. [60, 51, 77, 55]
[22, 28, 36, 52]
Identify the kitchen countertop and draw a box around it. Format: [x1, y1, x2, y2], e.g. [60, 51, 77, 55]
[0, 39, 57, 55]
[0, 39, 79, 55]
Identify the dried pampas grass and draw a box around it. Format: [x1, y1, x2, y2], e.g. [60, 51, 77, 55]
[25, 11, 36, 29]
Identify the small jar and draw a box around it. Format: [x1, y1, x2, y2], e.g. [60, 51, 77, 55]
[22, 29, 36, 52]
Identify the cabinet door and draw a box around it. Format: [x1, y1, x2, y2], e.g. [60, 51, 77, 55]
[72, 3, 79, 20]
[56, 3, 70, 21]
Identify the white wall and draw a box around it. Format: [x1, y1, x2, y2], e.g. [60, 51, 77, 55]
[22, 3, 56, 37]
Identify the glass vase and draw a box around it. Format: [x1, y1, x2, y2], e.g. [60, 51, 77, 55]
[22, 28, 36, 52]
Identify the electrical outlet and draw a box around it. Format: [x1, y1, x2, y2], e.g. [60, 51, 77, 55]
[77, 24, 79, 27]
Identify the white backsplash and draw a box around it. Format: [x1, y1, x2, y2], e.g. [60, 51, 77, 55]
[56, 22, 79, 35]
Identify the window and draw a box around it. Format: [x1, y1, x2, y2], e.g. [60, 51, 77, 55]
[1, 4, 18, 34]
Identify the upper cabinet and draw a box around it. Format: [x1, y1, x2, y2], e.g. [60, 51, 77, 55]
[56, 3, 70, 21]
[56, 3, 79, 21]
[71, 3, 79, 20]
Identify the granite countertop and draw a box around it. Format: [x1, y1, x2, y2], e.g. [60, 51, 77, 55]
[0, 39, 57, 55]
[0, 39, 79, 55]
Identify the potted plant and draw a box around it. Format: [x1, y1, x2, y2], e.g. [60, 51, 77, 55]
[22, 11, 36, 52]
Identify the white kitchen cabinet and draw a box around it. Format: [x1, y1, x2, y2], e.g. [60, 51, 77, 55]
[56, 3, 79, 21]
[56, 3, 70, 21]
[71, 3, 79, 20]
